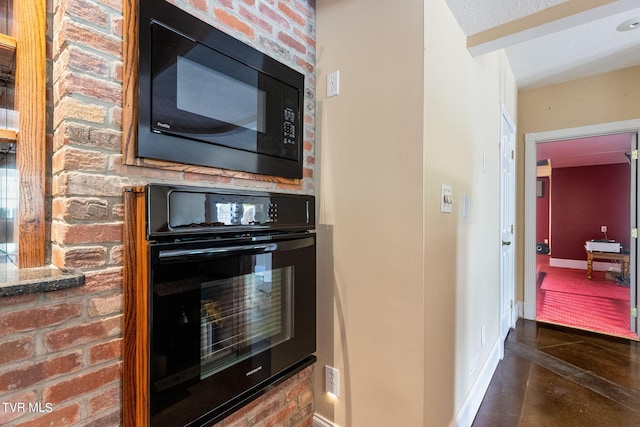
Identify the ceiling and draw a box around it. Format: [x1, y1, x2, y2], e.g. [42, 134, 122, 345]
[536, 133, 633, 168]
[446, 0, 640, 89]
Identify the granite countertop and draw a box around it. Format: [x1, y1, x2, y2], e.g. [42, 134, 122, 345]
[0, 265, 85, 297]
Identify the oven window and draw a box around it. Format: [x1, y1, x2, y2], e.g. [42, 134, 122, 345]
[200, 261, 293, 379]
[151, 252, 294, 393]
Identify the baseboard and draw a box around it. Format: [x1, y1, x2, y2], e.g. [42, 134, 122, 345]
[515, 301, 523, 323]
[313, 413, 338, 427]
[523, 300, 535, 320]
[452, 337, 501, 427]
[550, 258, 611, 272]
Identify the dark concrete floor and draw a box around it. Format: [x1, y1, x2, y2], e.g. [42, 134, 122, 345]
[472, 318, 640, 427]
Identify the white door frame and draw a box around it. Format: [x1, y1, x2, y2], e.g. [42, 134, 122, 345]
[499, 103, 516, 355]
[524, 119, 640, 335]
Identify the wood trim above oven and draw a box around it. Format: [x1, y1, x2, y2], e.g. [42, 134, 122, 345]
[122, 186, 149, 427]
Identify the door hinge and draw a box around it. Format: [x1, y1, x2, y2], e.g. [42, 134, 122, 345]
[632, 228, 638, 239]
[510, 224, 514, 234]
[632, 307, 638, 318]
[511, 150, 515, 160]
[632, 150, 638, 160]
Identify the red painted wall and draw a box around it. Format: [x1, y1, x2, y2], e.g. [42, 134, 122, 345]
[536, 177, 550, 243]
[551, 163, 630, 260]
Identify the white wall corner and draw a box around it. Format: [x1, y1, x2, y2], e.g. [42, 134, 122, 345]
[516, 301, 524, 319]
[313, 413, 339, 427]
[452, 337, 501, 427]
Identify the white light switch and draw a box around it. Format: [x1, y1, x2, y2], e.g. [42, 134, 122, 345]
[441, 184, 453, 213]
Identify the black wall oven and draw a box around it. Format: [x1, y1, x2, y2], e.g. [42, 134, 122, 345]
[145, 185, 316, 426]
[137, 0, 305, 179]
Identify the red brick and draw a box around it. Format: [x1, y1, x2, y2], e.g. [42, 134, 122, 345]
[278, 32, 306, 54]
[83, 268, 122, 293]
[53, 171, 130, 197]
[45, 315, 121, 352]
[294, 27, 315, 50]
[52, 146, 108, 172]
[0, 352, 82, 392]
[186, 0, 208, 13]
[214, 8, 254, 39]
[43, 363, 121, 405]
[52, 245, 107, 269]
[12, 402, 81, 427]
[89, 338, 121, 365]
[0, 303, 82, 336]
[53, 97, 107, 128]
[258, 3, 291, 30]
[54, 45, 111, 79]
[52, 197, 110, 221]
[55, 18, 121, 58]
[52, 222, 122, 245]
[296, 56, 313, 74]
[88, 294, 122, 317]
[112, 15, 123, 37]
[293, 0, 315, 19]
[0, 336, 34, 365]
[83, 409, 121, 427]
[53, 122, 121, 151]
[65, 0, 109, 28]
[95, 0, 122, 12]
[109, 245, 123, 265]
[264, 400, 297, 427]
[0, 294, 38, 309]
[239, 6, 273, 34]
[54, 72, 122, 105]
[0, 391, 37, 425]
[303, 167, 313, 178]
[88, 385, 120, 415]
[278, 2, 305, 27]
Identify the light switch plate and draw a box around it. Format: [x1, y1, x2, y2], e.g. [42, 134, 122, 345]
[441, 184, 453, 213]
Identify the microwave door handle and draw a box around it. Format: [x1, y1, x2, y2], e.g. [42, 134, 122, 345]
[158, 243, 278, 260]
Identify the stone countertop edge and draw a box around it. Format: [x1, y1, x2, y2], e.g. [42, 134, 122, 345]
[0, 265, 85, 297]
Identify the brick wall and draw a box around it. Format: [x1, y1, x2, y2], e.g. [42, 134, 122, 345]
[0, 0, 315, 425]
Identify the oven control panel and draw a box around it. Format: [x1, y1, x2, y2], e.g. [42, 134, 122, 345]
[147, 184, 315, 237]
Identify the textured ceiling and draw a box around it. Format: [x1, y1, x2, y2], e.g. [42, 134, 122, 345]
[446, 0, 568, 35]
[446, 0, 640, 89]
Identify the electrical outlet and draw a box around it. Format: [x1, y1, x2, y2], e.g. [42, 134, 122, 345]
[481, 325, 486, 347]
[601, 225, 607, 233]
[327, 71, 340, 98]
[325, 365, 340, 398]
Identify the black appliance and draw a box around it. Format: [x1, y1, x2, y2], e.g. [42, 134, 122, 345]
[137, 1, 305, 179]
[146, 184, 316, 426]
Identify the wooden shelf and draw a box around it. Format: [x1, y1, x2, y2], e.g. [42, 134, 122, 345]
[0, 33, 16, 73]
[0, 128, 16, 143]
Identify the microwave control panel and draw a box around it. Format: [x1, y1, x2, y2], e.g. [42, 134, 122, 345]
[282, 107, 298, 159]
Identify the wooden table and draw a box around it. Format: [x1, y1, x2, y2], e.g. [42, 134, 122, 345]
[586, 250, 629, 280]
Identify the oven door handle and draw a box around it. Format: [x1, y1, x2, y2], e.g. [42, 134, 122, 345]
[157, 237, 314, 261]
[159, 243, 277, 260]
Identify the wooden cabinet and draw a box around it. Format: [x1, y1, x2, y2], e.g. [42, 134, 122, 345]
[0, 0, 47, 268]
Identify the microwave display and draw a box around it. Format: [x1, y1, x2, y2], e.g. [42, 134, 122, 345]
[137, 3, 305, 179]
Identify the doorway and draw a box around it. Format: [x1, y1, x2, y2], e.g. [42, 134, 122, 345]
[524, 119, 640, 338]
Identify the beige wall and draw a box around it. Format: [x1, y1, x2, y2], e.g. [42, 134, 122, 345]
[315, 0, 426, 425]
[424, 0, 517, 421]
[316, 0, 516, 426]
[516, 65, 640, 301]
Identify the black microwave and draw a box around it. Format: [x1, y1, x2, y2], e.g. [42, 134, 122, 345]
[137, 1, 305, 179]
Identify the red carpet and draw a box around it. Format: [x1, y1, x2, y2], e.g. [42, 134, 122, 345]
[536, 255, 636, 339]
